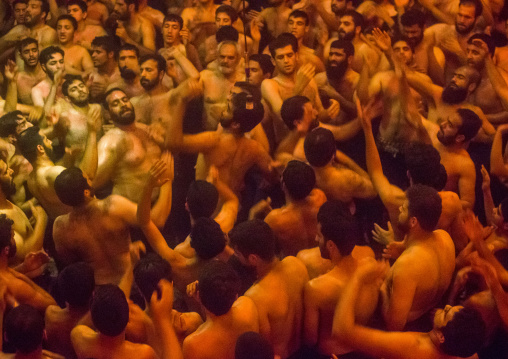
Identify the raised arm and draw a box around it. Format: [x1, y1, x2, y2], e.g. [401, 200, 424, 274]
[15, 205, 47, 261]
[207, 166, 238, 233]
[406, 69, 443, 105]
[78, 105, 100, 180]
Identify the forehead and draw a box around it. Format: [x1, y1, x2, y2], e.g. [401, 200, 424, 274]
[119, 49, 137, 57]
[91, 44, 106, 51]
[249, 60, 261, 68]
[329, 47, 345, 55]
[69, 79, 84, 87]
[21, 43, 37, 51]
[458, 3, 476, 15]
[163, 20, 180, 27]
[216, 12, 231, 19]
[28, 0, 41, 7]
[57, 18, 74, 26]
[141, 59, 157, 68]
[403, 24, 422, 31]
[219, 44, 237, 55]
[0, 160, 7, 173]
[14, 2, 27, 8]
[116, 0, 127, 6]
[107, 90, 128, 103]
[454, 67, 470, 78]
[68, 4, 82, 10]
[340, 15, 354, 23]
[48, 53, 63, 61]
[275, 45, 294, 56]
[289, 15, 306, 22]
[393, 40, 410, 49]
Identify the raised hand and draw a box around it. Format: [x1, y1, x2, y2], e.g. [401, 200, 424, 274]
[371, 28, 391, 53]
[147, 153, 174, 188]
[372, 221, 395, 246]
[4, 60, 18, 82]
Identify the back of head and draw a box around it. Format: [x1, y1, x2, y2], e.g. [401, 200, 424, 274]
[190, 217, 226, 260]
[54, 167, 90, 206]
[232, 92, 264, 133]
[282, 160, 315, 200]
[317, 200, 359, 255]
[406, 184, 442, 231]
[91, 284, 129, 336]
[235, 331, 274, 359]
[17, 126, 44, 164]
[281, 95, 310, 130]
[234, 81, 262, 102]
[39, 46, 64, 67]
[304, 127, 336, 167]
[457, 108, 482, 142]
[216, 4, 238, 22]
[405, 142, 443, 189]
[139, 53, 166, 73]
[269, 33, 298, 58]
[5, 305, 44, 354]
[229, 220, 276, 261]
[441, 307, 485, 357]
[134, 253, 172, 303]
[0, 111, 23, 138]
[249, 54, 275, 76]
[58, 262, 95, 307]
[187, 180, 219, 219]
[216, 25, 239, 43]
[198, 260, 240, 316]
[330, 39, 355, 57]
[400, 8, 426, 27]
[92, 36, 120, 54]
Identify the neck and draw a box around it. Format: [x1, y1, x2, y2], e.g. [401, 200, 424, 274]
[30, 21, 45, 30]
[24, 63, 42, 75]
[99, 60, 118, 75]
[406, 226, 431, 244]
[33, 155, 54, 170]
[277, 70, 296, 82]
[165, 39, 181, 48]
[77, 20, 86, 31]
[428, 330, 441, 350]
[147, 83, 165, 96]
[0, 191, 10, 208]
[297, 38, 304, 47]
[59, 41, 74, 49]
[330, 252, 356, 268]
[97, 332, 126, 347]
[256, 257, 279, 278]
[71, 102, 90, 113]
[14, 347, 44, 359]
[115, 122, 136, 131]
[0, 255, 8, 270]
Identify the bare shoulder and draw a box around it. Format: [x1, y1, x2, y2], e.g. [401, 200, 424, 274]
[281, 255, 309, 277]
[314, 72, 327, 85]
[309, 188, 327, 206]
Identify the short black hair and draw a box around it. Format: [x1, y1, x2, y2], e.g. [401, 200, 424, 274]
[317, 200, 360, 255]
[229, 220, 277, 261]
[103, 87, 127, 111]
[456, 108, 482, 142]
[216, 4, 238, 22]
[163, 14, 183, 29]
[459, 0, 483, 17]
[281, 95, 310, 130]
[117, 43, 140, 60]
[17, 126, 45, 164]
[140, 53, 166, 73]
[330, 39, 355, 57]
[61, 74, 84, 97]
[216, 25, 239, 43]
[0, 213, 14, 251]
[13, 0, 27, 8]
[289, 9, 309, 25]
[133, 253, 172, 302]
[405, 142, 444, 190]
[190, 218, 226, 260]
[17, 37, 38, 53]
[304, 127, 336, 167]
[269, 33, 298, 58]
[5, 305, 44, 353]
[467, 33, 495, 56]
[57, 14, 77, 29]
[36, 0, 50, 18]
[441, 307, 485, 357]
[124, 0, 139, 12]
[92, 36, 120, 53]
[249, 54, 274, 76]
[39, 46, 64, 67]
[234, 81, 262, 102]
[235, 332, 274, 359]
[54, 167, 90, 207]
[91, 284, 129, 336]
[58, 262, 95, 307]
[198, 260, 240, 316]
[232, 92, 264, 133]
[400, 9, 426, 28]
[67, 0, 87, 12]
[406, 184, 442, 232]
[340, 10, 364, 30]
[0, 111, 23, 137]
[187, 180, 219, 219]
[282, 160, 315, 200]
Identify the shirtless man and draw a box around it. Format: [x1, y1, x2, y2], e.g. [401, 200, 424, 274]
[89, 36, 121, 102]
[112, 0, 156, 55]
[199, 41, 244, 130]
[264, 160, 326, 257]
[254, 0, 291, 39]
[137, 0, 163, 31]
[24, 0, 56, 50]
[333, 259, 486, 359]
[108, 44, 145, 98]
[67, 0, 107, 50]
[182, 261, 259, 359]
[180, 0, 218, 45]
[381, 184, 456, 331]
[303, 200, 377, 358]
[227, 221, 307, 358]
[13, 0, 27, 26]
[55, 15, 94, 76]
[31, 46, 64, 110]
[400, 9, 431, 74]
[16, 38, 46, 105]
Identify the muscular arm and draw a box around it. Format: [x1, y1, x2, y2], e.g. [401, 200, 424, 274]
[93, 133, 121, 190]
[485, 55, 508, 110]
[261, 78, 284, 119]
[406, 70, 442, 105]
[212, 177, 239, 233]
[172, 49, 199, 81]
[382, 268, 417, 331]
[77, 112, 99, 180]
[458, 161, 476, 209]
[8, 268, 56, 310]
[303, 282, 320, 347]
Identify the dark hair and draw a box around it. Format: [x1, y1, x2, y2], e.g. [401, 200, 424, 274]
[58, 262, 95, 307]
[103, 87, 127, 110]
[249, 54, 274, 76]
[133, 253, 172, 302]
[340, 10, 364, 30]
[57, 14, 77, 29]
[232, 92, 264, 133]
[317, 200, 359, 255]
[330, 39, 355, 57]
[391, 35, 414, 52]
[17, 126, 45, 163]
[0, 111, 23, 137]
[229, 220, 276, 261]
[406, 184, 442, 231]
[124, 0, 139, 12]
[405, 142, 443, 189]
[39, 46, 64, 66]
[235, 332, 274, 359]
[0, 213, 14, 251]
[118, 43, 140, 60]
[216, 25, 239, 43]
[289, 9, 309, 25]
[190, 218, 226, 260]
[304, 127, 336, 167]
[54, 167, 90, 206]
[441, 307, 485, 357]
[140, 53, 166, 73]
[5, 305, 44, 353]
[216, 4, 238, 22]
[269, 33, 298, 58]
[17, 37, 38, 53]
[281, 95, 310, 130]
[67, 0, 87, 12]
[163, 14, 183, 29]
[456, 108, 482, 142]
[282, 160, 315, 200]
[61, 74, 84, 97]
[467, 33, 495, 56]
[400, 9, 426, 28]
[234, 82, 262, 102]
[92, 36, 120, 53]
[459, 0, 483, 17]
[198, 260, 240, 316]
[187, 180, 219, 219]
[38, 0, 50, 18]
[91, 284, 129, 336]
[13, 0, 27, 8]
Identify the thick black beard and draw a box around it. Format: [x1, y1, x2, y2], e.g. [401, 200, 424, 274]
[72, 99, 89, 107]
[455, 22, 475, 35]
[141, 78, 158, 91]
[338, 31, 355, 41]
[120, 67, 137, 81]
[326, 61, 348, 81]
[441, 86, 468, 104]
[0, 179, 15, 197]
[113, 111, 135, 126]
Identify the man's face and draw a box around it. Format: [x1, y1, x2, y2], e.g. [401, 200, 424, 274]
[43, 53, 64, 79]
[67, 4, 85, 22]
[215, 12, 232, 28]
[316, 224, 330, 259]
[113, 0, 129, 20]
[437, 112, 462, 145]
[106, 90, 135, 125]
[0, 160, 15, 197]
[218, 43, 238, 76]
[327, 47, 348, 79]
[331, 0, 347, 15]
[91, 45, 109, 67]
[392, 40, 413, 65]
[15, 115, 32, 136]
[442, 68, 470, 104]
[66, 79, 89, 106]
[402, 24, 423, 47]
[57, 19, 75, 45]
[118, 49, 139, 80]
[140, 59, 161, 90]
[455, 4, 476, 35]
[432, 305, 463, 329]
[20, 43, 39, 67]
[339, 15, 356, 41]
[466, 43, 484, 69]
[397, 200, 411, 233]
[248, 60, 264, 86]
[288, 16, 307, 40]
[274, 45, 297, 75]
[162, 21, 180, 45]
[14, 2, 27, 24]
[25, 0, 43, 26]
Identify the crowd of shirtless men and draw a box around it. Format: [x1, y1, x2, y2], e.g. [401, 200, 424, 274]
[1, 0, 508, 357]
